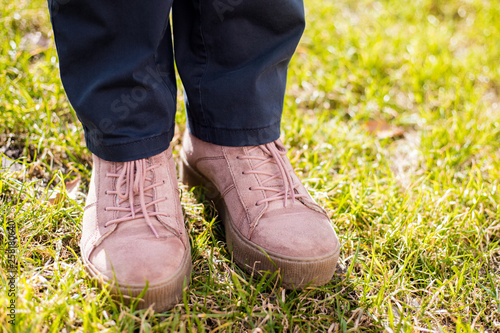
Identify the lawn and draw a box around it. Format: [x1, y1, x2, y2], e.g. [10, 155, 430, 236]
[1, 0, 499, 331]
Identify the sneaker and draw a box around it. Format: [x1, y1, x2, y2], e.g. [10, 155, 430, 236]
[180, 132, 340, 289]
[80, 147, 191, 311]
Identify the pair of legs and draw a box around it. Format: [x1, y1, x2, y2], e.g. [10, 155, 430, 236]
[49, 0, 340, 311]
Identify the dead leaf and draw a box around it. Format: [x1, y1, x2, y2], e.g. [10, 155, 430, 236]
[295, 46, 308, 55]
[65, 175, 81, 200]
[47, 192, 64, 205]
[365, 120, 404, 139]
[20, 32, 50, 56]
[47, 175, 81, 205]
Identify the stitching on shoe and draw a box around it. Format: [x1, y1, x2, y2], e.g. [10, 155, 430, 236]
[220, 184, 235, 198]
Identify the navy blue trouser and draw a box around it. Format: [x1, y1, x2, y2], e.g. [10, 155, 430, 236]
[48, 0, 305, 162]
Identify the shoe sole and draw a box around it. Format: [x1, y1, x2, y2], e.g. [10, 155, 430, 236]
[82, 246, 192, 312]
[180, 152, 340, 290]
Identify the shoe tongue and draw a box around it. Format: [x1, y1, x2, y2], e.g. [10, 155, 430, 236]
[115, 164, 156, 220]
[249, 142, 303, 208]
[250, 144, 286, 188]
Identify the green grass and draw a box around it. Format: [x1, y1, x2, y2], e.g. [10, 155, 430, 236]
[1, 0, 500, 331]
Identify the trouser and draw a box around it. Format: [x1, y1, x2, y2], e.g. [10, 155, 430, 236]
[48, 0, 305, 162]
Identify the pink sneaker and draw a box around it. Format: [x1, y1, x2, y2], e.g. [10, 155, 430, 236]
[80, 147, 191, 311]
[180, 132, 340, 289]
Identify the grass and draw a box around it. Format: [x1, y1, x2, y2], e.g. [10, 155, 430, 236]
[1, 0, 499, 331]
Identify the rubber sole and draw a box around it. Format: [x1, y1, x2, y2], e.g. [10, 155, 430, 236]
[82, 246, 192, 312]
[179, 152, 340, 289]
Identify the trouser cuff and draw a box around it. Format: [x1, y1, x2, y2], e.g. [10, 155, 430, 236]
[85, 128, 174, 162]
[187, 118, 280, 147]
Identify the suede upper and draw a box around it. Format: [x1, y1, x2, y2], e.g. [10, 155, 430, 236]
[81, 148, 189, 286]
[181, 131, 339, 259]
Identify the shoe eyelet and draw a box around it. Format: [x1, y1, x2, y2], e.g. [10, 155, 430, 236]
[248, 187, 252, 191]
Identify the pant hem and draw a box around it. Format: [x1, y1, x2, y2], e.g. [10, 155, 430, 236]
[187, 118, 281, 147]
[86, 130, 174, 162]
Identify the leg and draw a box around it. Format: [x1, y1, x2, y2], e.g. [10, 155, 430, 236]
[48, 0, 191, 311]
[49, 0, 177, 162]
[175, 0, 340, 288]
[173, 0, 305, 146]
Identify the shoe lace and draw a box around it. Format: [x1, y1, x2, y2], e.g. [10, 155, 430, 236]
[104, 158, 168, 238]
[239, 141, 307, 207]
